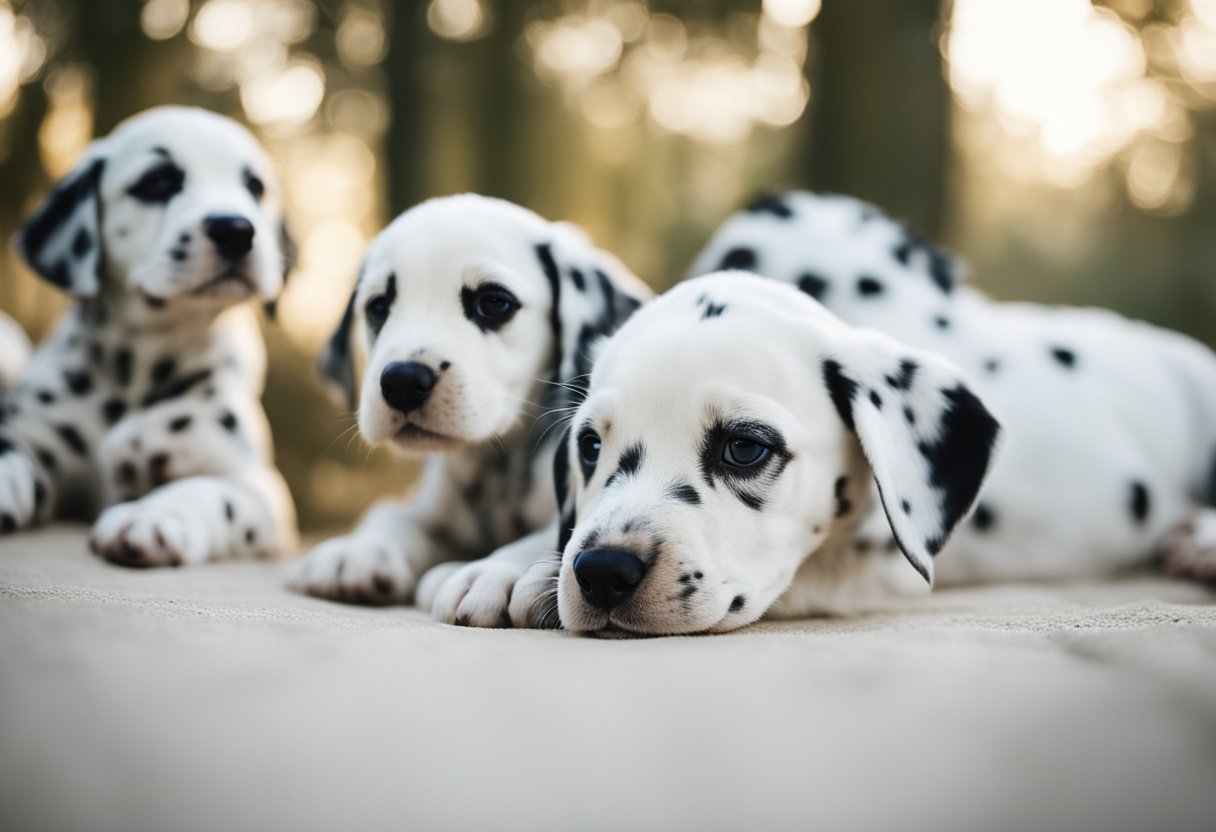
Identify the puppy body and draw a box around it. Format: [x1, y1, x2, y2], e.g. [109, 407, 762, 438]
[294, 195, 650, 626]
[691, 192, 1216, 589]
[0, 312, 31, 390]
[0, 107, 297, 564]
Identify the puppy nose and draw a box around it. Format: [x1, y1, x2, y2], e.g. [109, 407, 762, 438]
[573, 548, 647, 610]
[204, 215, 255, 261]
[380, 361, 438, 414]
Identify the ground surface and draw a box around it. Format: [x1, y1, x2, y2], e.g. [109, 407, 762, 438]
[2, 526, 1215, 832]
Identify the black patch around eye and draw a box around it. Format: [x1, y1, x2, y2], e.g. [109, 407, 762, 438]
[822, 359, 859, 431]
[972, 502, 996, 531]
[857, 276, 884, 296]
[1050, 346, 1076, 368]
[668, 482, 702, 506]
[460, 281, 520, 333]
[719, 247, 757, 272]
[244, 168, 265, 201]
[128, 162, 184, 204]
[698, 418, 790, 511]
[364, 273, 396, 338]
[797, 273, 829, 301]
[745, 193, 793, 218]
[1129, 481, 1150, 524]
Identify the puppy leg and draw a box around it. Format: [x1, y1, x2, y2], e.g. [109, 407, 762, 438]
[421, 523, 561, 629]
[90, 466, 297, 567]
[1161, 509, 1216, 582]
[0, 442, 40, 533]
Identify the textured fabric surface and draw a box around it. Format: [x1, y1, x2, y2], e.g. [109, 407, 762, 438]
[2, 526, 1215, 832]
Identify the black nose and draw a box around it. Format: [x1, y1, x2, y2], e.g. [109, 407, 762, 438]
[204, 215, 255, 262]
[573, 548, 647, 610]
[380, 361, 438, 414]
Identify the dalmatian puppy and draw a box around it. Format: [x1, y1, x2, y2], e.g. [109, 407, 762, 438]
[0, 106, 298, 565]
[0, 312, 31, 390]
[554, 272, 1002, 634]
[690, 191, 1216, 587]
[291, 194, 651, 627]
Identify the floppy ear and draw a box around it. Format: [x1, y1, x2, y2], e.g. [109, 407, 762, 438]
[821, 332, 1002, 584]
[317, 285, 359, 409]
[264, 221, 298, 320]
[17, 150, 107, 297]
[534, 229, 651, 400]
[554, 426, 577, 554]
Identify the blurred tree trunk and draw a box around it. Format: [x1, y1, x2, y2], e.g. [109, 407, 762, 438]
[71, 0, 171, 133]
[801, 0, 949, 238]
[385, 0, 431, 215]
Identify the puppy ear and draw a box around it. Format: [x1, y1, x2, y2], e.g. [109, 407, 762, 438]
[822, 332, 1001, 583]
[554, 426, 577, 553]
[263, 221, 298, 320]
[317, 286, 358, 410]
[17, 152, 107, 297]
[534, 229, 651, 401]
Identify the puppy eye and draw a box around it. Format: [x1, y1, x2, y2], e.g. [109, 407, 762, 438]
[578, 431, 601, 466]
[129, 163, 184, 204]
[365, 295, 390, 329]
[244, 171, 265, 202]
[475, 287, 519, 322]
[723, 437, 770, 468]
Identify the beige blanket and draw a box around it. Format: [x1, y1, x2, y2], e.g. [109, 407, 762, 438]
[2, 526, 1215, 832]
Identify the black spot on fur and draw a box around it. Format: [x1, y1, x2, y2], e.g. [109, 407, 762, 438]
[245, 528, 256, 545]
[934, 315, 951, 331]
[55, 425, 88, 457]
[33, 479, 47, 511]
[142, 291, 167, 309]
[1050, 347, 1076, 369]
[892, 228, 956, 294]
[170, 249, 187, 262]
[901, 499, 911, 515]
[318, 288, 357, 407]
[1130, 481, 1151, 524]
[869, 390, 883, 409]
[35, 448, 58, 472]
[0, 437, 12, 455]
[19, 158, 105, 289]
[719, 247, 757, 271]
[36, 390, 55, 405]
[168, 415, 192, 433]
[219, 411, 238, 432]
[114, 349, 133, 387]
[71, 228, 92, 258]
[857, 276, 884, 297]
[797, 272, 829, 301]
[984, 358, 1001, 374]
[225, 501, 235, 522]
[102, 399, 126, 425]
[89, 342, 105, 365]
[834, 476, 852, 517]
[745, 193, 793, 218]
[151, 357, 177, 387]
[1, 514, 13, 533]
[606, 443, 645, 487]
[972, 502, 996, 532]
[919, 386, 1002, 556]
[701, 300, 726, 319]
[903, 406, 916, 426]
[729, 595, 745, 612]
[64, 370, 92, 397]
[535, 243, 564, 376]
[668, 482, 702, 506]
[822, 360, 858, 430]
[141, 369, 213, 408]
[568, 267, 586, 292]
[885, 360, 919, 391]
[149, 452, 170, 486]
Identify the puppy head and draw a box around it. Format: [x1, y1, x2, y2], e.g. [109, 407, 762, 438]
[689, 191, 961, 307]
[555, 273, 1001, 636]
[319, 194, 649, 454]
[17, 106, 293, 311]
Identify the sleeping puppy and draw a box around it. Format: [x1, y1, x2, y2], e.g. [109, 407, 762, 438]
[0, 312, 31, 390]
[0, 106, 298, 565]
[554, 273, 1003, 635]
[292, 194, 650, 627]
[690, 191, 1216, 586]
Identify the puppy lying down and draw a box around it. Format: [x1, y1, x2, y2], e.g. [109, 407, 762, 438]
[292, 195, 650, 627]
[555, 270, 1216, 636]
[0, 107, 297, 564]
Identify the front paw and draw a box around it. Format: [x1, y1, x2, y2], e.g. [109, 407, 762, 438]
[90, 499, 211, 567]
[289, 536, 414, 606]
[0, 450, 41, 533]
[425, 558, 560, 629]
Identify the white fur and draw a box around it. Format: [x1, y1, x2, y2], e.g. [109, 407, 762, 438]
[291, 195, 650, 626]
[0, 107, 298, 565]
[0, 312, 31, 389]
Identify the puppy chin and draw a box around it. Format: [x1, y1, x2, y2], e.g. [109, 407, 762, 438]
[357, 402, 463, 455]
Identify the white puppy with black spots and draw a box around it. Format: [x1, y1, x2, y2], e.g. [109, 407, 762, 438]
[291, 195, 651, 627]
[0, 106, 298, 565]
[554, 273, 1003, 635]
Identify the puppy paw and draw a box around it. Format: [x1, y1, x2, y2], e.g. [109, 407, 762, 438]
[0, 450, 41, 533]
[289, 536, 414, 606]
[90, 499, 211, 568]
[1162, 512, 1216, 583]
[426, 558, 561, 629]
